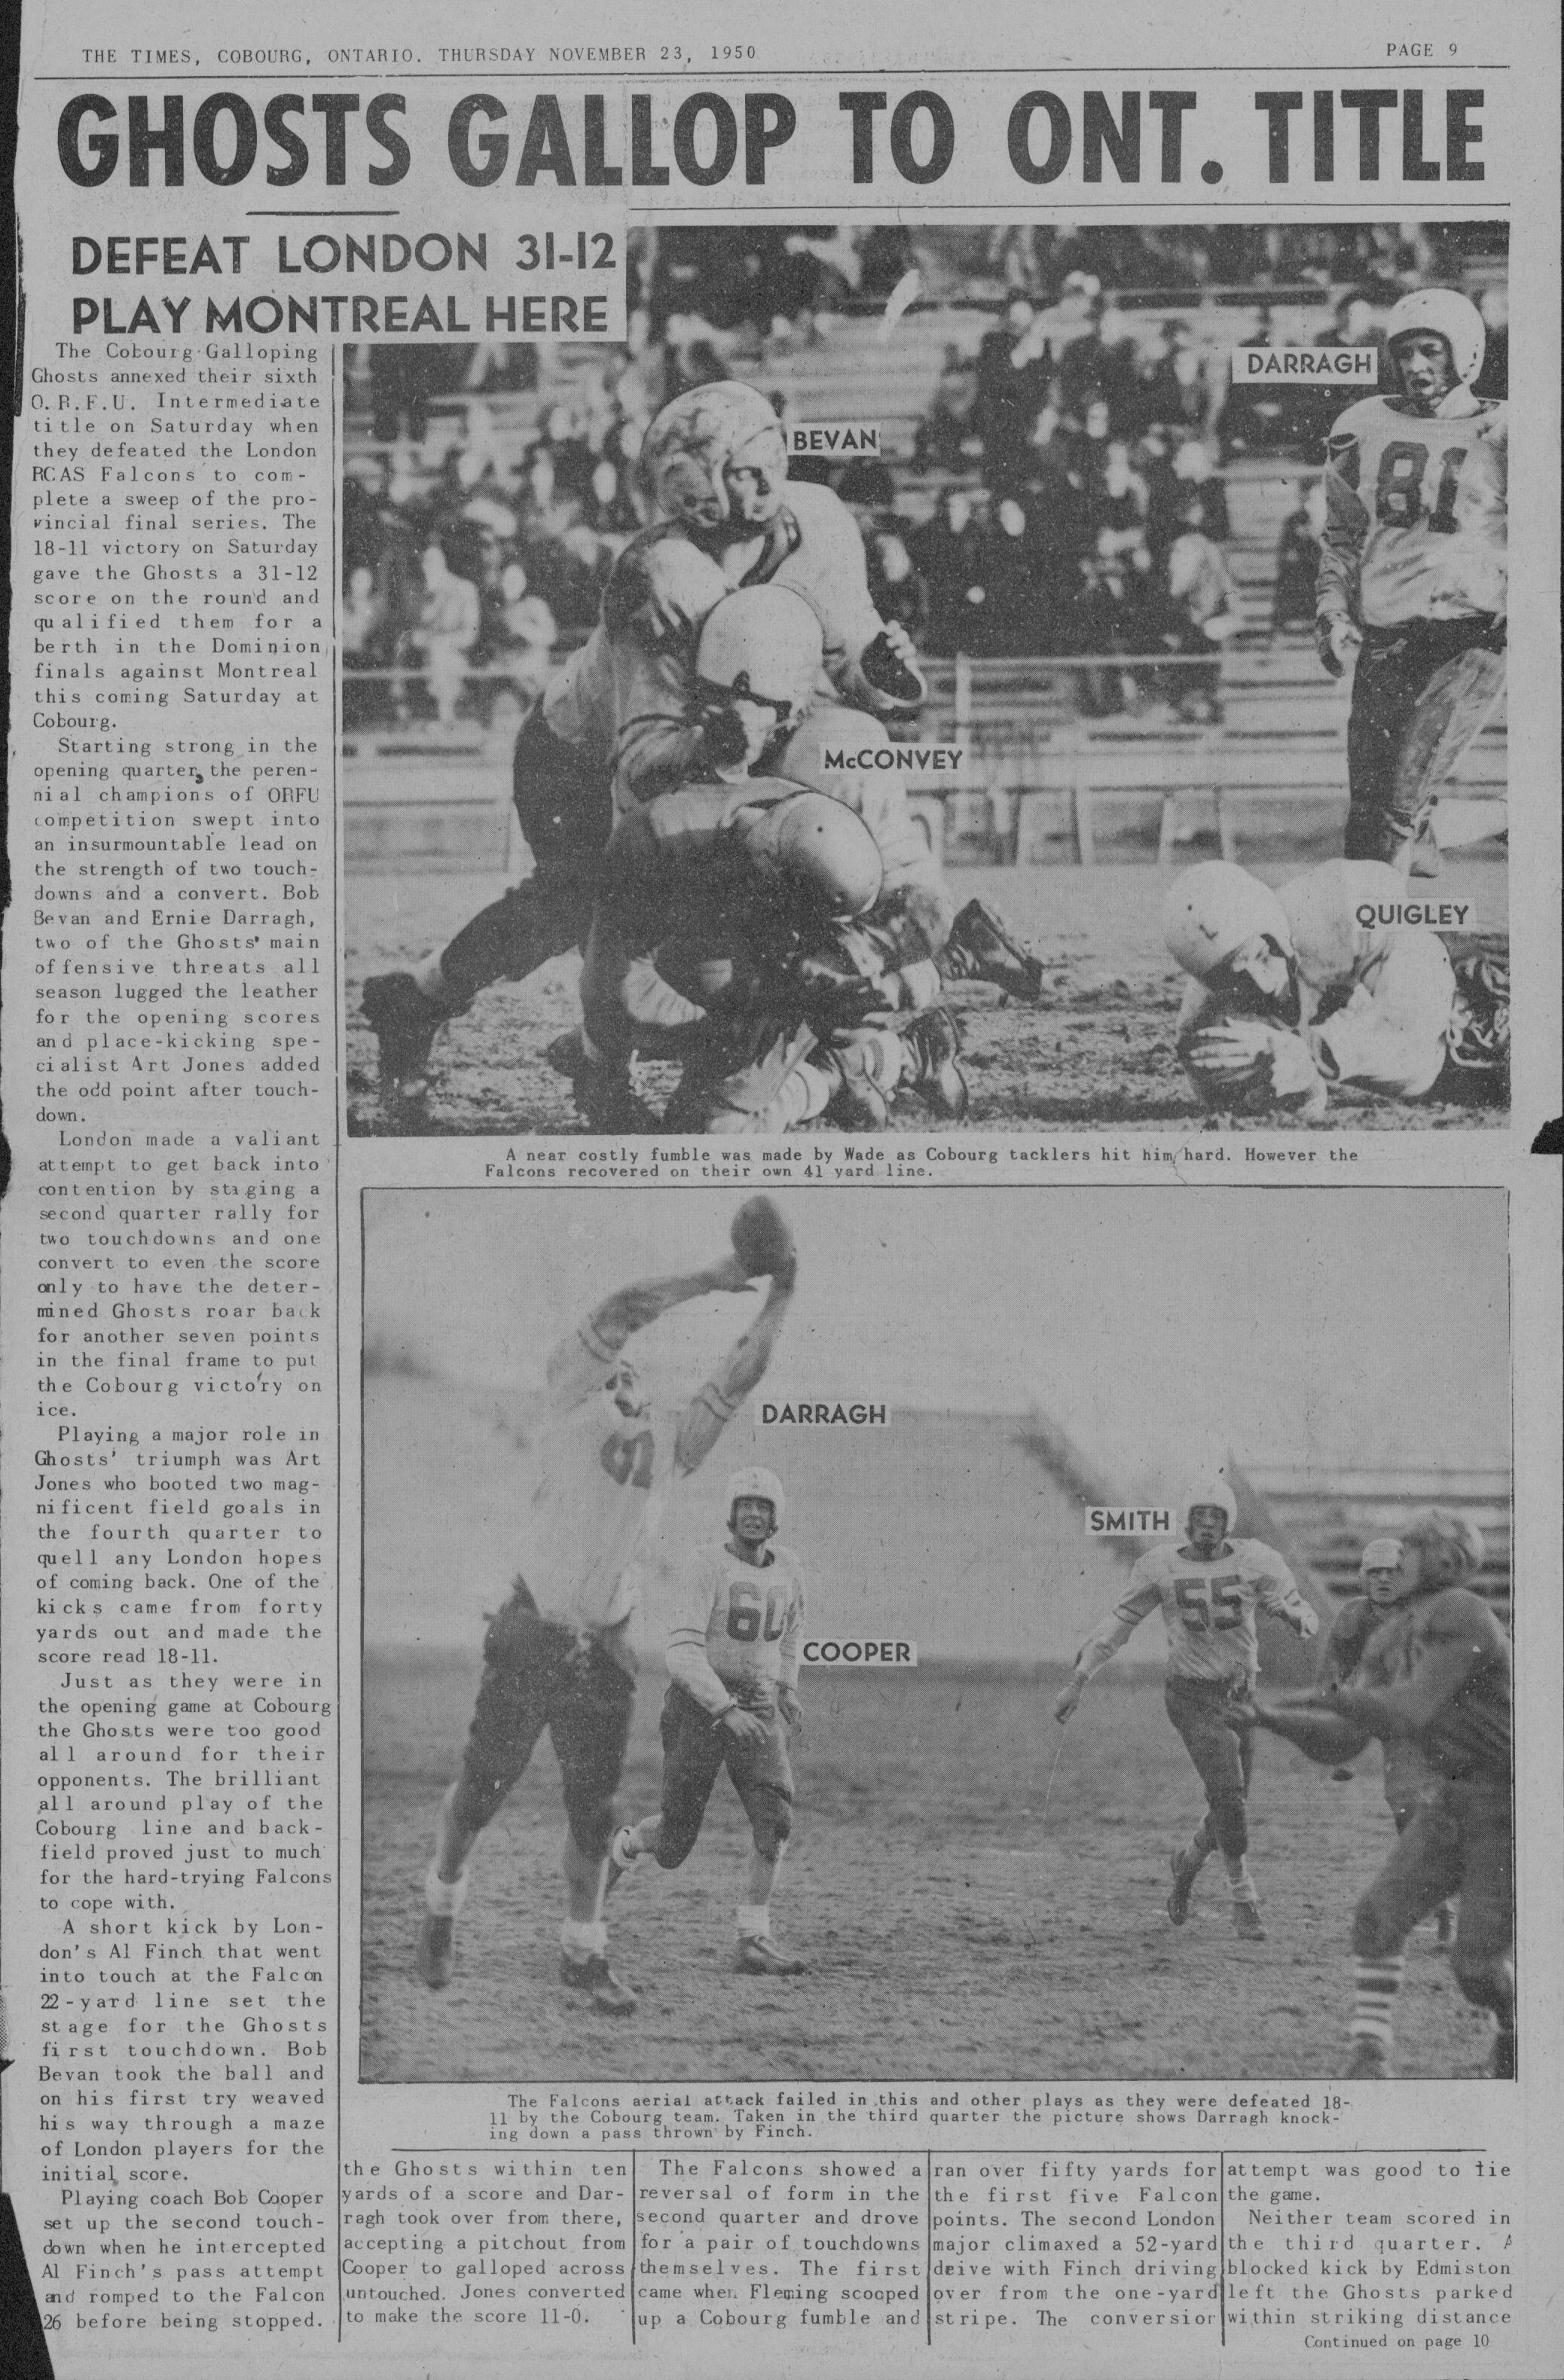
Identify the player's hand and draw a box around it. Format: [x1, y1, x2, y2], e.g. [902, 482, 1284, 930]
[1223, 1697, 1261, 1735]
[698, 703, 756, 773]
[793, 951, 884, 1024]
[1315, 615, 1362, 679]
[1052, 1674, 1084, 1724]
[703, 1254, 757, 1297]
[719, 1707, 770, 1747]
[777, 1687, 804, 1737]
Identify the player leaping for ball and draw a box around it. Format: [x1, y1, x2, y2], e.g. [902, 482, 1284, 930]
[1053, 1482, 1318, 1940]
[416, 1198, 797, 2014]
[607, 1466, 809, 1976]
[1316, 288, 1507, 874]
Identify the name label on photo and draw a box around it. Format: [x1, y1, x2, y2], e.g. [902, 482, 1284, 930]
[802, 1640, 917, 1667]
[1086, 1507, 1177, 1536]
[784, 421, 881, 455]
[1232, 346, 1379, 383]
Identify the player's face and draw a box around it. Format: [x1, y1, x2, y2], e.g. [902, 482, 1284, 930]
[1407, 1535, 1459, 1591]
[1364, 1554, 1413, 1606]
[1185, 1505, 1229, 1558]
[731, 1496, 777, 1546]
[722, 436, 786, 527]
[604, 1362, 648, 1423]
[1391, 331, 1456, 411]
[1228, 932, 1295, 1009]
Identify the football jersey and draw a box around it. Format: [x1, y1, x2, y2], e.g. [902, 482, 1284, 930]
[1080, 1536, 1315, 1687]
[1352, 1586, 1511, 1783]
[665, 1539, 806, 1716]
[517, 1319, 679, 1631]
[1321, 1595, 1438, 1812]
[1317, 390, 1507, 628]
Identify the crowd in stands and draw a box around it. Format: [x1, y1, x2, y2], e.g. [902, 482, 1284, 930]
[341, 224, 1507, 729]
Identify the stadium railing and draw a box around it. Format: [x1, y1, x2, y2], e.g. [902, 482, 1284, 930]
[340, 648, 1506, 872]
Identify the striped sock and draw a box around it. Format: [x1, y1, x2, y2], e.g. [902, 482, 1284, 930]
[1351, 1954, 1406, 2049]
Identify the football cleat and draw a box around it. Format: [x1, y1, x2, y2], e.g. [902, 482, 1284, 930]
[901, 1007, 970, 1119]
[1343, 2036, 1391, 2080]
[823, 1039, 892, 1130]
[560, 1950, 639, 2015]
[858, 628, 927, 709]
[736, 1934, 807, 1976]
[1166, 1847, 1202, 1927]
[417, 1913, 455, 1991]
[1230, 1897, 1267, 1942]
[545, 1030, 661, 1134]
[1489, 2026, 1517, 2081]
[362, 972, 445, 1105]
[943, 897, 1046, 1004]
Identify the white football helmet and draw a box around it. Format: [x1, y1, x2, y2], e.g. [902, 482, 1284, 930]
[695, 585, 825, 728]
[727, 1466, 786, 1531]
[741, 790, 884, 920]
[638, 380, 790, 529]
[1162, 862, 1293, 981]
[1181, 1478, 1238, 1534]
[1385, 288, 1486, 389]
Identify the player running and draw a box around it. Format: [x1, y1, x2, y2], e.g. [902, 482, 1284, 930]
[1226, 1510, 1512, 2079]
[1318, 1536, 1453, 1948]
[1163, 857, 1508, 1117]
[416, 1201, 796, 2013]
[1315, 288, 1507, 872]
[1053, 1482, 1318, 1939]
[608, 1467, 809, 1975]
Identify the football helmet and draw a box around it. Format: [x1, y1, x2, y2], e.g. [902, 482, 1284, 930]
[696, 585, 825, 730]
[1181, 1478, 1238, 1533]
[638, 380, 790, 529]
[1385, 287, 1486, 389]
[727, 1466, 785, 1531]
[741, 791, 884, 920]
[1162, 862, 1293, 981]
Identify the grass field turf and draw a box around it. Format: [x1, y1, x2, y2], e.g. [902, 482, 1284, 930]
[361, 1654, 1494, 2086]
[344, 851, 1504, 1137]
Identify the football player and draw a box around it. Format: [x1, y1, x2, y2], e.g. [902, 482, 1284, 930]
[1318, 1536, 1453, 1948]
[1315, 288, 1507, 871]
[1228, 1510, 1512, 2079]
[1053, 1482, 1318, 1939]
[362, 380, 1033, 1114]
[608, 1467, 809, 1975]
[416, 1219, 796, 2013]
[1163, 857, 1507, 1117]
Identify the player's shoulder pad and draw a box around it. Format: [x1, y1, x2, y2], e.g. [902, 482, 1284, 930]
[602, 523, 725, 635]
[780, 476, 863, 550]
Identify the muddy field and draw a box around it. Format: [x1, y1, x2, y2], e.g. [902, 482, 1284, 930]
[362, 1655, 1495, 2088]
[344, 853, 1505, 1139]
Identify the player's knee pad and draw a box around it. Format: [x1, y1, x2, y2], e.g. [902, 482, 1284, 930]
[1352, 1890, 1404, 1961]
[652, 1817, 702, 1872]
[750, 1787, 793, 1863]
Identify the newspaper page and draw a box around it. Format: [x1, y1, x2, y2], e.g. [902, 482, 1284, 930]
[3, 3, 1560, 2375]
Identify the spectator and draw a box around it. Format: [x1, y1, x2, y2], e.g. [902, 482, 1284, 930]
[976, 299, 1053, 487]
[411, 542, 481, 728]
[342, 565, 392, 728]
[914, 345, 984, 473]
[971, 496, 1055, 656]
[486, 560, 559, 708]
[1170, 441, 1231, 544]
[909, 487, 988, 657]
[1162, 511, 1239, 719]
[1272, 478, 1327, 633]
[1063, 531, 1158, 715]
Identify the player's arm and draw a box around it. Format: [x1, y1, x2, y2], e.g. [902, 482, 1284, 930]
[1315, 418, 1369, 673]
[1317, 1601, 1372, 1689]
[1230, 1693, 1374, 1768]
[674, 1265, 796, 1478]
[1327, 1589, 1503, 1740]
[1053, 1567, 1161, 1720]
[798, 487, 921, 712]
[545, 1254, 755, 1410]
[1306, 930, 1455, 1102]
[1255, 1554, 1319, 1641]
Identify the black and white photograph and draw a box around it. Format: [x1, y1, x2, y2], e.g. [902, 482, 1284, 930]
[342, 221, 1511, 1138]
[360, 1185, 1513, 2086]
